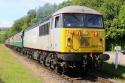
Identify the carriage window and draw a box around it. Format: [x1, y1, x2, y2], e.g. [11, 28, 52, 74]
[55, 16, 60, 28]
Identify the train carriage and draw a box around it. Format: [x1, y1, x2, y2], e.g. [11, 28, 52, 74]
[13, 31, 24, 48]
[6, 31, 24, 51]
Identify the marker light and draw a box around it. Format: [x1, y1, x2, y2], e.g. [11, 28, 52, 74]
[93, 32, 98, 37]
[70, 31, 74, 35]
[78, 31, 81, 36]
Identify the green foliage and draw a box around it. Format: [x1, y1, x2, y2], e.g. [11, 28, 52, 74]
[118, 5, 125, 29]
[0, 29, 8, 44]
[37, 3, 58, 21]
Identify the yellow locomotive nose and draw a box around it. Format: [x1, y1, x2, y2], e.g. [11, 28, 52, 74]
[61, 28, 105, 53]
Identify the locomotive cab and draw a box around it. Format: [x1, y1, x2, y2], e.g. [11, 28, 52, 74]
[61, 13, 104, 53]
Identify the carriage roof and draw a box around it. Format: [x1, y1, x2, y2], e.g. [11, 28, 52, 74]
[53, 6, 101, 16]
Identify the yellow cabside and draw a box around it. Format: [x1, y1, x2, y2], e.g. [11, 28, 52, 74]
[61, 28, 105, 53]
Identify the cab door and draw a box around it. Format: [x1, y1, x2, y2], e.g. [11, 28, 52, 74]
[49, 15, 61, 51]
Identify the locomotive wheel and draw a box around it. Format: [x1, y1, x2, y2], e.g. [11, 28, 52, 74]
[93, 59, 103, 70]
[39, 54, 46, 65]
[54, 65, 62, 74]
[27, 50, 33, 59]
[50, 54, 57, 69]
[54, 65, 59, 74]
[96, 60, 103, 70]
[45, 55, 51, 67]
[27, 54, 32, 59]
[27, 51, 32, 59]
[50, 61, 55, 69]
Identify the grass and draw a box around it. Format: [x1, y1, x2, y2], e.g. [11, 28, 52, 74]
[0, 44, 41, 83]
[94, 62, 125, 82]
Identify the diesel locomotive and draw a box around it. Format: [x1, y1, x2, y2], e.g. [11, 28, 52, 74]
[5, 6, 109, 73]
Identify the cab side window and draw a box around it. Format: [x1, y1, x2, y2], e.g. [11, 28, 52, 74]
[55, 16, 60, 28]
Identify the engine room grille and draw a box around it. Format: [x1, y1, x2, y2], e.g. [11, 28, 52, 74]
[80, 37, 90, 47]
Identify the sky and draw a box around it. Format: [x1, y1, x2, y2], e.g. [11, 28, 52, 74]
[0, 0, 65, 28]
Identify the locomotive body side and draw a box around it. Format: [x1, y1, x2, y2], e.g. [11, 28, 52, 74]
[24, 21, 50, 51]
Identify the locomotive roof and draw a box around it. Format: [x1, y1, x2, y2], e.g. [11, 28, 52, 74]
[53, 6, 101, 15]
[25, 6, 102, 32]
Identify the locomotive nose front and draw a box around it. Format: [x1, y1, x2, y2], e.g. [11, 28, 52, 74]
[62, 29, 105, 53]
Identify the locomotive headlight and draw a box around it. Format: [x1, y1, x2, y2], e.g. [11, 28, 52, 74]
[67, 38, 72, 47]
[99, 38, 103, 47]
[100, 38, 103, 42]
[68, 30, 74, 35]
[77, 31, 81, 36]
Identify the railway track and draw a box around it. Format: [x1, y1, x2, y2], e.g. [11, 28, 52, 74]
[60, 71, 113, 83]
[87, 72, 113, 83]
[35, 61, 114, 83]
[12, 49, 114, 83]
